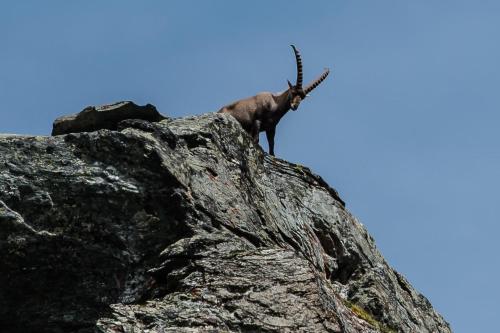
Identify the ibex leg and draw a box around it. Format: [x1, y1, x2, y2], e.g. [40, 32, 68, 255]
[251, 120, 261, 143]
[266, 128, 276, 156]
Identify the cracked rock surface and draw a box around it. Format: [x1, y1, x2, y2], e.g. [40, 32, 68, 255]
[0, 112, 451, 332]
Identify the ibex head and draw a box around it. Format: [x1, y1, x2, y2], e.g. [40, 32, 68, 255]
[287, 45, 330, 111]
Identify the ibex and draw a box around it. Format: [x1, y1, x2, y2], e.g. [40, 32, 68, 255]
[218, 45, 329, 156]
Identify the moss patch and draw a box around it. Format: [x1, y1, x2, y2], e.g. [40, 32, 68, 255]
[343, 300, 396, 333]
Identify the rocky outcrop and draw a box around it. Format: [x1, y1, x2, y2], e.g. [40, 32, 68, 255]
[51, 101, 166, 135]
[0, 109, 451, 332]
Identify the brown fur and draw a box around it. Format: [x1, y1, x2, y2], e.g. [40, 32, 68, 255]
[218, 46, 329, 156]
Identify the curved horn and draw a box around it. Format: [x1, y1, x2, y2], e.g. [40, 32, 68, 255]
[290, 45, 303, 88]
[304, 68, 330, 95]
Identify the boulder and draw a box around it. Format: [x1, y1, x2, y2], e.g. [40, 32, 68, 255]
[51, 101, 166, 135]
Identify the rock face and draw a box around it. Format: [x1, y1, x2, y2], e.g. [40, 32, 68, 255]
[0, 111, 451, 332]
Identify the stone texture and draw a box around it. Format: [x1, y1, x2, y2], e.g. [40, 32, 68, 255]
[0, 111, 451, 332]
[51, 101, 166, 135]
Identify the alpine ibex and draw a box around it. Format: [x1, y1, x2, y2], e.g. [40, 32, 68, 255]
[218, 45, 330, 156]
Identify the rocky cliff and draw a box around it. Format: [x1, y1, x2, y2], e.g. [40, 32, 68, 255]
[0, 106, 451, 332]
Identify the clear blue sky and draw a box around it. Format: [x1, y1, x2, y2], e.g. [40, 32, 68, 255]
[2, 1, 499, 331]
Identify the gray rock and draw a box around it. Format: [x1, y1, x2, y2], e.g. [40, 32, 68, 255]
[51, 101, 167, 135]
[0, 112, 451, 332]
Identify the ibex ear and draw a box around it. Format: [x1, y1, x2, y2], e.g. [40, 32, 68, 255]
[287, 80, 294, 89]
